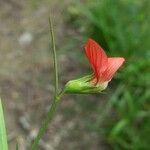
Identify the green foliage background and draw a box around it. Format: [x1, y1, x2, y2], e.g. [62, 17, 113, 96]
[67, 0, 150, 149]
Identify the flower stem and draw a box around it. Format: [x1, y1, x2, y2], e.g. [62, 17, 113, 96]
[31, 92, 64, 150]
[31, 16, 61, 149]
[49, 16, 58, 96]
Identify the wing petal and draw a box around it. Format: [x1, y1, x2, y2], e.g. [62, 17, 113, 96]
[101, 57, 125, 81]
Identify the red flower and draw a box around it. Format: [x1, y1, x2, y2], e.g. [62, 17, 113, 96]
[84, 39, 125, 84]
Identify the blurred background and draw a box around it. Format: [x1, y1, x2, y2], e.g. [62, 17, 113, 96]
[0, 0, 149, 149]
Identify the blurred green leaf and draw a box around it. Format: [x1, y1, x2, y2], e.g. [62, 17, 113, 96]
[109, 118, 129, 140]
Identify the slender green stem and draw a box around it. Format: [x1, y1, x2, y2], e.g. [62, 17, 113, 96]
[16, 143, 18, 150]
[31, 92, 64, 150]
[30, 16, 62, 149]
[49, 16, 58, 96]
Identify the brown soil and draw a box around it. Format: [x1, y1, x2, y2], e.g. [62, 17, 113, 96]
[0, 0, 112, 149]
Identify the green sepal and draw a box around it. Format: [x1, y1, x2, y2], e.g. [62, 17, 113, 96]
[64, 75, 108, 94]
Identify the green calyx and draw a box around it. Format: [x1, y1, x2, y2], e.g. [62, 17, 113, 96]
[64, 75, 108, 94]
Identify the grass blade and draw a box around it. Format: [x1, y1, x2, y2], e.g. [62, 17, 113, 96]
[0, 98, 8, 150]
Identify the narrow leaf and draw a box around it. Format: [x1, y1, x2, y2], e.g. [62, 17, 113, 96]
[0, 98, 8, 150]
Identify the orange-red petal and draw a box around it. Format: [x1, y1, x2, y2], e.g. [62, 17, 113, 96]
[84, 39, 108, 80]
[101, 57, 125, 81]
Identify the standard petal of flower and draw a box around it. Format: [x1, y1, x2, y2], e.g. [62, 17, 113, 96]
[84, 39, 108, 80]
[101, 57, 125, 81]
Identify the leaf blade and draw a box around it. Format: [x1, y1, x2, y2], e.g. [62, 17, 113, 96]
[0, 98, 8, 150]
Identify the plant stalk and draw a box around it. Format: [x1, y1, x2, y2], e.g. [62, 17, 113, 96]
[31, 92, 63, 150]
[49, 16, 58, 96]
[31, 16, 62, 149]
